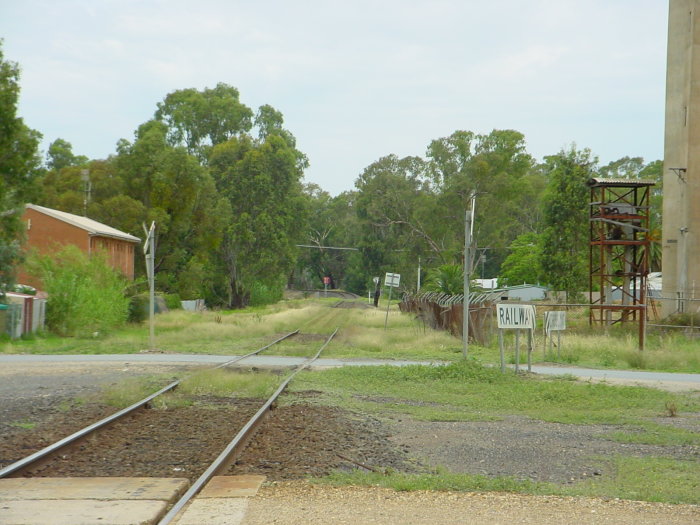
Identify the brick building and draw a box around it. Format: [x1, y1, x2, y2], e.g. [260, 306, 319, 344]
[17, 204, 141, 288]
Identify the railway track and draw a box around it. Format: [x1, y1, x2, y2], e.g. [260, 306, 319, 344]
[0, 328, 338, 524]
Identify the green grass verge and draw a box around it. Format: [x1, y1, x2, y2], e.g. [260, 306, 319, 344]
[292, 361, 700, 424]
[320, 455, 700, 505]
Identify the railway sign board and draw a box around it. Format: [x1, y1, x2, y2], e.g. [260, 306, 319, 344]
[384, 272, 401, 288]
[544, 311, 566, 335]
[497, 304, 536, 330]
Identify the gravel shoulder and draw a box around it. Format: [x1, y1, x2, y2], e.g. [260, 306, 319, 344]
[242, 481, 700, 525]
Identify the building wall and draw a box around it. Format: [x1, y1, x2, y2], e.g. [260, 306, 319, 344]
[17, 208, 136, 288]
[662, 0, 700, 316]
[91, 236, 136, 280]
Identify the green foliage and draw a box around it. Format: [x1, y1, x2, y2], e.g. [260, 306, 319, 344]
[423, 264, 464, 294]
[208, 133, 307, 308]
[0, 41, 42, 292]
[127, 294, 149, 323]
[30, 246, 129, 336]
[154, 82, 254, 159]
[249, 279, 284, 307]
[163, 293, 182, 310]
[539, 146, 594, 299]
[46, 138, 88, 171]
[322, 456, 700, 505]
[499, 232, 543, 286]
[323, 470, 554, 495]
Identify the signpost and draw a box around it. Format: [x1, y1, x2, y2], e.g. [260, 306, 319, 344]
[323, 276, 330, 297]
[544, 311, 566, 359]
[143, 221, 156, 352]
[384, 272, 400, 330]
[496, 304, 536, 373]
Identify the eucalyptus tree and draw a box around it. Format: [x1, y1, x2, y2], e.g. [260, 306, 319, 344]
[113, 119, 229, 297]
[295, 185, 361, 290]
[539, 146, 596, 300]
[208, 131, 307, 308]
[353, 154, 438, 292]
[426, 129, 540, 274]
[46, 138, 88, 171]
[154, 82, 254, 160]
[0, 42, 42, 292]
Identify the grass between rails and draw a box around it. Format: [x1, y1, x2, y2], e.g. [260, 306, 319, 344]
[292, 361, 700, 504]
[99, 369, 282, 409]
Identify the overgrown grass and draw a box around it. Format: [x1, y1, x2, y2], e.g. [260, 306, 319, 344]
[2, 297, 699, 372]
[291, 361, 700, 425]
[177, 369, 280, 398]
[570, 456, 700, 504]
[0, 299, 461, 361]
[468, 313, 700, 373]
[98, 369, 280, 409]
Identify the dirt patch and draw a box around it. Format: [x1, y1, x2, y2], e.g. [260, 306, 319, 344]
[384, 414, 700, 484]
[291, 333, 329, 343]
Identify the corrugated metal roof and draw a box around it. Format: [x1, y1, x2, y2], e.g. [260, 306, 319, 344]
[587, 177, 656, 187]
[26, 204, 141, 243]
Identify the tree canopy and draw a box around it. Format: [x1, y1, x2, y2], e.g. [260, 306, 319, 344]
[0, 41, 42, 293]
[4, 51, 665, 310]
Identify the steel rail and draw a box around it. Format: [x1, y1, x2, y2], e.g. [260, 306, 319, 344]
[157, 327, 339, 525]
[0, 330, 300, 479]
[0, 379, 179, 478]
[214, 330, 299, 369]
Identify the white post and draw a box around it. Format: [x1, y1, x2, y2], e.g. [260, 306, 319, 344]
[417, 256, 421, 293]
[462, 197, 475, 358]
[384, 285, 393, 331]
[143, 222, 156, 351]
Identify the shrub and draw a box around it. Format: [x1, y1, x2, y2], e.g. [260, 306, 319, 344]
[163, 293, 182, 310]
[249, 279, 284, 306]
[29, 246, 129, 336]
[128, 294, 149, 323]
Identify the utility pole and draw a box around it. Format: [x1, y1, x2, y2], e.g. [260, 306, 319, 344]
[462, 195, 475, 358]
[417, 256, 421, 293]
[80, 169, 91, 216]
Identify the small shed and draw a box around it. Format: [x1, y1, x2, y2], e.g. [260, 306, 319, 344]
[17, 204, 141, 288]
[3, 292, 46, 338]
[500, 284, 548, 301]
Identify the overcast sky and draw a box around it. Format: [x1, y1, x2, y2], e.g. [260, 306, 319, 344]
[1, 0, 667, 195]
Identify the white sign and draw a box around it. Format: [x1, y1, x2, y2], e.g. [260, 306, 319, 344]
[544, 311, 566, 335]
[497, 304, 536, 330]
[384, 272, 401, 288]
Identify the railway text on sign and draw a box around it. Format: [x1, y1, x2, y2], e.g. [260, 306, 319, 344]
[497, 304, 536, 330]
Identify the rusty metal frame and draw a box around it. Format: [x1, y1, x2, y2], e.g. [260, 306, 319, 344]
[588, 178, 654, 349]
